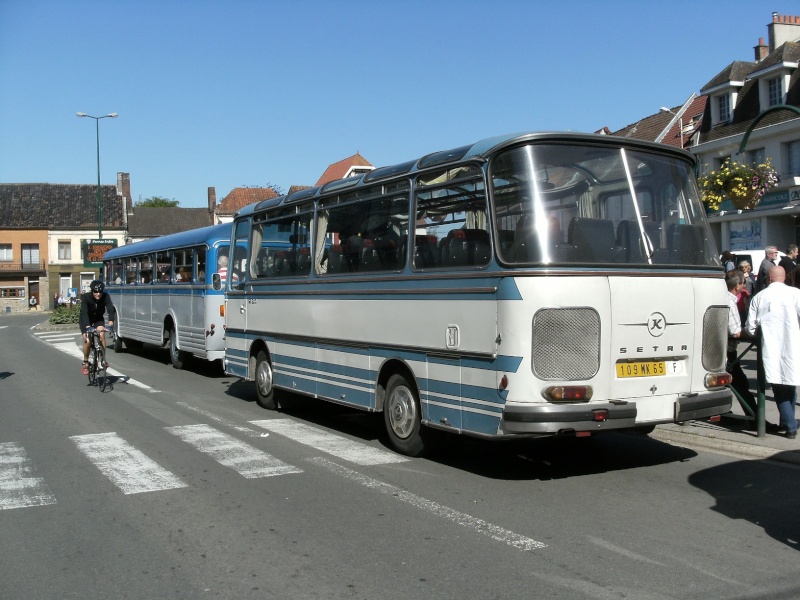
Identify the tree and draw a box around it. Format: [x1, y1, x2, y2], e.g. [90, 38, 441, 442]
[135, 196, 180, 208]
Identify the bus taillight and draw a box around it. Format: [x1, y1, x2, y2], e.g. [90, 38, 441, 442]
[543, 385, 593, 402]
[220, 305, 225, 317]
[704, 372, 732, 389]
[592, 409, 609, 422]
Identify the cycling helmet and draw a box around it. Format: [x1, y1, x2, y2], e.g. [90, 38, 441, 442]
[90, 280, 105, 293]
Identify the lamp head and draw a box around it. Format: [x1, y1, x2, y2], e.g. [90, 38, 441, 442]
[76, 112, 88, 117]
[108, 113, 118, 118]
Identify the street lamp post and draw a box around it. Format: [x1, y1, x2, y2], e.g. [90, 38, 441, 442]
[76, 112, 118, 238]
[659, 107, 684, 149]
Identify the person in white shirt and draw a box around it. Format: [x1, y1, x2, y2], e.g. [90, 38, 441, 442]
[746, 265, 800, 439]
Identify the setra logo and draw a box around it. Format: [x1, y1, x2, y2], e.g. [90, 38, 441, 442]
[647, 312, 666, 337]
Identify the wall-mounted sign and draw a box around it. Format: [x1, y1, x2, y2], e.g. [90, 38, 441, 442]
[82, 239, 118, 267]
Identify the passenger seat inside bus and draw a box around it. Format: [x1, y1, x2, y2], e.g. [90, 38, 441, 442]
[439, 228, 490, 267]
[616, 219, 662, 263]
[568, 217, 620, 263]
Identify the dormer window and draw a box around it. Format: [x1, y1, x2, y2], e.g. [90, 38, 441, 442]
[768, 77, 783, 106]
[717, 94, 731, 122]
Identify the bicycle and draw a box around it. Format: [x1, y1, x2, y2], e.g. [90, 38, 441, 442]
[86, 326, 113, 392]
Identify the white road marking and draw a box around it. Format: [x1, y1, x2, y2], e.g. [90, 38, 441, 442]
[176, 402, 264, 438]
[0, 442, 57, 510]
[70, 432, 187, 494]
[35, 335, 155, 390]
[251, 418, 409, 465]
[165, 424, 302, 478]
[309, 457, 547, 551]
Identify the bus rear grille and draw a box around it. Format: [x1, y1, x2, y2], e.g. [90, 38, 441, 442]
[531, 308, 600, 380]
[702, 306, 727, 371]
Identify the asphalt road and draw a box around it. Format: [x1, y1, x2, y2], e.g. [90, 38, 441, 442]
[1, 313, 799, 600]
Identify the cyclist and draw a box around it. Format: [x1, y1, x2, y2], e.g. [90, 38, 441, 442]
[80, 280, 116, 375]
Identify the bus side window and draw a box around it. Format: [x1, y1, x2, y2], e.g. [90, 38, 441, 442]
[196, 247, 206, 282]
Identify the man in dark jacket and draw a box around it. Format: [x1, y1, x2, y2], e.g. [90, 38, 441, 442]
[778, 244, 798, 276]
[79, 280, 116, 374]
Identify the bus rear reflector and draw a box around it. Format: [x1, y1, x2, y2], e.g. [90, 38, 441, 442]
[592, 409, 609, 422]
[220, 305, 225, 317]
[543, 385, 593, 402]
[704, 372, 732, 389]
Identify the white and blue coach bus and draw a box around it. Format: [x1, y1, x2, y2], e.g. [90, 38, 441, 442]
[222, 132, 732, 456]
[103, 223, 231, 368]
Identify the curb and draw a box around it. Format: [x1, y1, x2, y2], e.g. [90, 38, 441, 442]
[651, 427, 800, 466]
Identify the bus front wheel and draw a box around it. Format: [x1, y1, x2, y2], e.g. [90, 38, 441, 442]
[168, 329, 188, 369]
[255, 351, 277, 410]
[384, 373, 426, 457]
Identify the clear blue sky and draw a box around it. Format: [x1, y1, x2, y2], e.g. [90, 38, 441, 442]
[1, 0, 798, 208]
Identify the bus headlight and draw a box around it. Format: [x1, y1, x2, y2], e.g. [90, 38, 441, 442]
[543, 385, 593, 402]
[704, 372, 732, 389]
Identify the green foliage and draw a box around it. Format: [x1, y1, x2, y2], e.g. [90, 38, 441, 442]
[135, 196, 180, 208]
[49, 303, 81, 324]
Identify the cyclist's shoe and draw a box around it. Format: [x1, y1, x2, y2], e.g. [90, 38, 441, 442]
[81, 362, 89, 375]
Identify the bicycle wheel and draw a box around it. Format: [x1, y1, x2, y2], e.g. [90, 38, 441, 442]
[97, 346, 108, 392]
[87, 351, 97, 386]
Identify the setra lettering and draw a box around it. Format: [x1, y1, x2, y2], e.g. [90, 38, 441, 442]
[619, 344, 688, 354]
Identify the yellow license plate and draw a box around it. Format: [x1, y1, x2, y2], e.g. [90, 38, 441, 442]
[616, 361, 666, 378]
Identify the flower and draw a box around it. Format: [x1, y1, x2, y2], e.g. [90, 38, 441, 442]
[698, 159, 779, 211]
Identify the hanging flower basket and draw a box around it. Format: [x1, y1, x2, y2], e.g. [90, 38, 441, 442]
[725, 182, 760, 209]
[698, 159, 778, 211]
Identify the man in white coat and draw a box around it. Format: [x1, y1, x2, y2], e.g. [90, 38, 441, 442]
[747, 265, 800, 439]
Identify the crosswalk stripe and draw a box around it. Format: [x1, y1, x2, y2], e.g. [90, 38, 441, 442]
[250, 419, 410, 465]
[70, 432, 187, 494]
[165, 424, 303, 478]
[0, 442, 58, 510]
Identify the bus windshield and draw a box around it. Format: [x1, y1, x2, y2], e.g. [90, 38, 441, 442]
[491, 143, 719, 267]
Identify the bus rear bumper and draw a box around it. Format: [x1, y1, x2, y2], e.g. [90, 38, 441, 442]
[501, 389, 732, 435]
[502, 401, 637, 434]
[674, 389, 732, 422]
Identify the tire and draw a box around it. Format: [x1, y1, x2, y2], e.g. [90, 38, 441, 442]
[168, 328, 188, 370]
[383, 373, 427, 457]
[112, 331, 125, 353]
[97, 347, 108, 392]
[255, 350, 277, 410]
[87, 353, 96, 386]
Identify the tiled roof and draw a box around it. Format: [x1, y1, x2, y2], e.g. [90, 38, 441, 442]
[0, 183, 123, 229]
[610, 96, 707, 149]
[698, 43, 800, 145]
[217, 187, 280, 216]
[287, 185, 312, 195]
[127, 207, 213, 237]
[701, 61, 756, 93]
[314, 153, 373, 187]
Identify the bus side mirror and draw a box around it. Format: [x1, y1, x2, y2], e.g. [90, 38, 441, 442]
[212, 273, 222, 291]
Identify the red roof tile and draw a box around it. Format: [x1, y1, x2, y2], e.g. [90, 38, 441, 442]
[217, 187, 279, 215]
[314, 153, 373, 187]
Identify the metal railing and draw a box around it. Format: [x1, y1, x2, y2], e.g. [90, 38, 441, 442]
[0, 260, 47, 273]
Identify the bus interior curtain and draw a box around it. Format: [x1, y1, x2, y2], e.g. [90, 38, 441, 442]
[316, 211, 329, 273]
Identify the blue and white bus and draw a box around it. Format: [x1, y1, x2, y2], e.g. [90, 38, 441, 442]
[103, 223, 231, 368]
[223, 132, 732, 456]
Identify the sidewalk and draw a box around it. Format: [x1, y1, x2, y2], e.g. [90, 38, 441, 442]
[650, 346, 800, 466]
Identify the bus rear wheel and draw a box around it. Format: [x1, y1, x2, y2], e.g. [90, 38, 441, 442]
[255, 351, 277, 410]
[384, 373, 427, 457]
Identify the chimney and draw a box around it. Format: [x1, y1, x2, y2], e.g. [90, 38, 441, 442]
[208, 187, 217, 223]
[754, 37, 769, 61]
